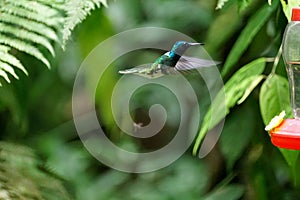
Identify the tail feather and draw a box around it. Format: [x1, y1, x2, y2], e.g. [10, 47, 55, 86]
[119, 64, 151, 75]
[119, 68, 139, 74]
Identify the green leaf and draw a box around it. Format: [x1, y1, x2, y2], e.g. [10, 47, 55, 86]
[220, 100, 257, 170]
[259, 75, 298, 169]
[259, 74, 292, 125]
[221, 1, 278, 77]
[193, 58, 266, 155]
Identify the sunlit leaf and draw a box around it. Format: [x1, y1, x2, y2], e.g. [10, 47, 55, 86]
[193, 58, 266, 155]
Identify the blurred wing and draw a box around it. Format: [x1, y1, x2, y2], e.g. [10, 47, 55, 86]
[175, 56, 220, 71]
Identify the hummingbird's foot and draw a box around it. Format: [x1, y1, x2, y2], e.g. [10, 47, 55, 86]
[133, 122, 143, 132]
[161, 68, 169, 75]
[145, 69, 155, 75]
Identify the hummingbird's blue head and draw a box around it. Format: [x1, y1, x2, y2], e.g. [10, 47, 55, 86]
[171, 41, 202, 55]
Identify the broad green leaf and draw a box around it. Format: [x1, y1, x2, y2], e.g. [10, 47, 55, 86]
[280, 0, 300, 21]
[259, 75, 298, 169]
[220, 100, 257, 170]
[193, 58, 266, 155]
[259, 74, 292, 125]
[221, 1, 278, 77]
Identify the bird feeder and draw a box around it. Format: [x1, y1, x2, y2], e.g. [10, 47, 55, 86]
[269, 117, 300, 150]
[267, 8, 300, 150]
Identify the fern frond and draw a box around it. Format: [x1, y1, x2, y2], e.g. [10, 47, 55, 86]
[4, 0, 61, 17]
[62, 0, 108, 45]
[0, 142, 71, 200]
[0, 69, 10, 84]
[0, 0, 108, 85]
[0, 12, 59, 42]
[0, 0, 64, 84]
[0, 23, 55, 56]
[0, 46, 27, 75]
[0, 35, 51, 68]
[1, 4, 63, 28]
[0, 60, 19, 80]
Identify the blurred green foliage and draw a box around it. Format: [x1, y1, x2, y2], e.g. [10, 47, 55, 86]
[1, 0, 300, 199]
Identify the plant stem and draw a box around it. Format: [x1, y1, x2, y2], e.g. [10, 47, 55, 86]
[270, 44, 282, 75]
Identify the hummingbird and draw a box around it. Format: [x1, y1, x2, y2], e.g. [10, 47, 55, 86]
[119, 41, 218, 78]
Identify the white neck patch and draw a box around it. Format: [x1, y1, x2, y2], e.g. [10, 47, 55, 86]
[164, 51, 171, 57]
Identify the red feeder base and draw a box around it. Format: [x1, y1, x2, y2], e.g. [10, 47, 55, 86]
[270, 118, 300, 150]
